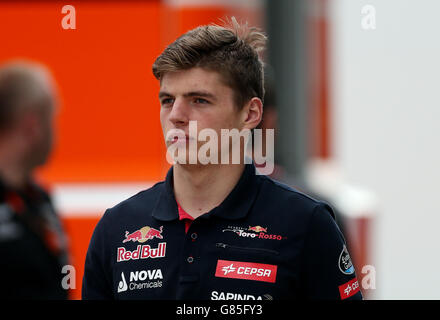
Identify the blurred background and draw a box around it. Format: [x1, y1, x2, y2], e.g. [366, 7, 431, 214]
[1, 0, 439, 299]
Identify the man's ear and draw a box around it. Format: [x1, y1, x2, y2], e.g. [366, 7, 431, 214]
[242, 97, 263, 130]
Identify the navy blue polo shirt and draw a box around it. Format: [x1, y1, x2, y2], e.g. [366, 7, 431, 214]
[82, 164, 363, 300]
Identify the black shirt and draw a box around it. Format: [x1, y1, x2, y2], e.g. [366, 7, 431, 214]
[82, 164, 362, 300]
[0, 179, 68, 299]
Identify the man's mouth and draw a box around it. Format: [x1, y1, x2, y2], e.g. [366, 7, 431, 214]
[171, 136, 190, 143]
[166, 130, 193, 144]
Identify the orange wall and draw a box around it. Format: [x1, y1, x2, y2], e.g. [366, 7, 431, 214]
[62, 216, 100, 299]
[1, 1, 167, 183]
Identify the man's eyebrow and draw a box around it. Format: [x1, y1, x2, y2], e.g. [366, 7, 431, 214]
[158, 91, 217, 101]
[183, 91, 217, 101]
[159, 91, 172, 99]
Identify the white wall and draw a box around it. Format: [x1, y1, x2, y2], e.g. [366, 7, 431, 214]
[329, 0, 440, 299]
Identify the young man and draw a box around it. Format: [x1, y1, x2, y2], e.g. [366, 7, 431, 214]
[82, 19, 362, 300]
[0, 61, 69, 299]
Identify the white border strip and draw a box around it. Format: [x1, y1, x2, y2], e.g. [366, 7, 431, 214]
[52, 182, 154, 217]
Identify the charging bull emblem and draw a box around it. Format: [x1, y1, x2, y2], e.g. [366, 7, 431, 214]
[123, 226, 163, 243]
[248, 226, 267, 233]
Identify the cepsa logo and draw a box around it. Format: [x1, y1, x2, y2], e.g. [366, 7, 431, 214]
[338, 278, 360, 300]
[222, 225, 285, 241]
[215, 259, 277, 283]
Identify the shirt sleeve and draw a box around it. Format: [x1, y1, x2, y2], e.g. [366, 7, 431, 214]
[82, 210, 114, 300]
[300, 203, 363, 300]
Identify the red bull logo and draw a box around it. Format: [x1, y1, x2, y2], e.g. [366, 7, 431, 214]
[248, 226, 267, 233]
[117, 242, 167, 262]
[123, 226, 163, 243]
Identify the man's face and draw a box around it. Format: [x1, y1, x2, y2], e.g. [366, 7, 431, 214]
[22, 100, 55, 169]
[159, 67, 245, 164]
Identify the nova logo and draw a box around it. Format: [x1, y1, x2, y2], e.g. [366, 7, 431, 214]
[130, 269, 163, 282]
[117, 269, 163, 293]
[117, 272, 128, 293]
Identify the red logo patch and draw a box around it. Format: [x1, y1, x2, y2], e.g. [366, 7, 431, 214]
[338, 278, 360, 300]
[122, 226, 163, 244]
[215, 260, 277, 283]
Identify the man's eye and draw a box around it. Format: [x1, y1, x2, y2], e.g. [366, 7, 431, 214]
[161, 98, 174, 105]
[194, 98, 209, 104]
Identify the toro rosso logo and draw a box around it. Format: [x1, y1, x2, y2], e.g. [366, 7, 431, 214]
[123, 226, 163, 243]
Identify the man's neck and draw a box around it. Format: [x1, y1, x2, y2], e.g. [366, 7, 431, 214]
[173, 163, 245, 219]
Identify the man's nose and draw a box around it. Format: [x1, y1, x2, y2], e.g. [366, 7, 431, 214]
[168, 98, 189, 126]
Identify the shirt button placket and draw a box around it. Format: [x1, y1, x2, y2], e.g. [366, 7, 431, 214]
[177, 223, 202, 299]
[186, 232, 198, 263]
[184, 223, 199, 264]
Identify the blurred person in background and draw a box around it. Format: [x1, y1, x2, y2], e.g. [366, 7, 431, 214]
[0, 60, 68, 299]
[255, 70, 352, 270]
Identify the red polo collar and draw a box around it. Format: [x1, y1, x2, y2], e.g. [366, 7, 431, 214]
[177, 201, 193, 233]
